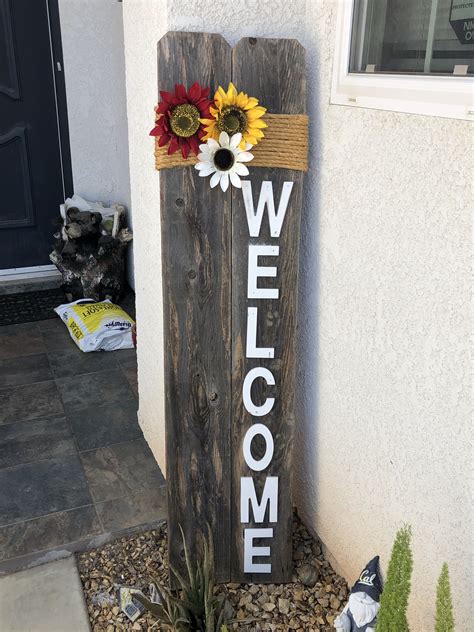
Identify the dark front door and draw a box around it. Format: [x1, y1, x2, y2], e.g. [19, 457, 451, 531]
[0, 0, 71, 270]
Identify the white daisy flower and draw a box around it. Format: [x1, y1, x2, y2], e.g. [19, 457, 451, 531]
[194, 131, 254, 192]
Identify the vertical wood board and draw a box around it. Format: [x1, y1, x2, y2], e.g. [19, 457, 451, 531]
[230, 37, 306, 583]
[158, 32, 306, 584]
[158, 31, 232, 583]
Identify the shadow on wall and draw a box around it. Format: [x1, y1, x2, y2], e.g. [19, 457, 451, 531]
[293, 34, 321, 535]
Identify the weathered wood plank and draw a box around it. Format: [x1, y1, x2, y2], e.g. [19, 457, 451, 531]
[230, 37, 306, 583]
[158, 31, 232, 583]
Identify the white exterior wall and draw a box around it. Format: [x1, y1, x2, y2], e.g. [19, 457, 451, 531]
[58, 0, 134, 286]
[299, 7, 471, 632]
[122, 0, 167, 467]
[122, 1, 472, 629]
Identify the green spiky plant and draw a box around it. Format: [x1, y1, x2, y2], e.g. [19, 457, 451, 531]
[135, 525, 232, 632]
[135, 582, 189, 631]
[376, 525, 413, 632]
[435, 563, 455, 632]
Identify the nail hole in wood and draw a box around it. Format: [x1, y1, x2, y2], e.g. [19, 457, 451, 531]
[209, 392, 218, 402]
[188, 269, 196, 279]
[175, 197, 184, 207]
[249, 37, 257, 46]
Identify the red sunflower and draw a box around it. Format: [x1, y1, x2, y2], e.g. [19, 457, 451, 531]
[150, 81, 211, 159]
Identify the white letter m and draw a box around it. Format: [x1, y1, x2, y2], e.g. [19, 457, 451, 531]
[241, 476, 278, 523]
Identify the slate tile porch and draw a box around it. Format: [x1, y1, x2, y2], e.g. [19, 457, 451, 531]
[0, 296, 167, 575]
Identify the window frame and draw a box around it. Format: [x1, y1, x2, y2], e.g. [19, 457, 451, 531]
[330, 0, 474, 121]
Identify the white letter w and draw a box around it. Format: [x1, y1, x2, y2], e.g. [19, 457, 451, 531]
[242, 181, 294, 238]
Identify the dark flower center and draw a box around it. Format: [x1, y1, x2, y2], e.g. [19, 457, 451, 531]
[217, 106, 247, 135]
[169, 104, 201, 137]
[213, 148, 235, 171]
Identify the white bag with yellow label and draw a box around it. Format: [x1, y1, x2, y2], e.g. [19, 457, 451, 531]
[54, 299, 135, 352]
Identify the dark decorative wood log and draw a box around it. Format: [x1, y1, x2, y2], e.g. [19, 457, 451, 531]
[157, 31, 232, 583]
[50, 206, 132, 303]
[50, 243, 129, 302]
[230, 37, 306, 583]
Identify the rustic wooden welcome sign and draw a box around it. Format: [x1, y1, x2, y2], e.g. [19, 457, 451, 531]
[155, 31, 306, 584]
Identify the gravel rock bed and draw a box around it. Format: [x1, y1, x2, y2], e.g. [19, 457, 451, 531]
[77, 514, 348, 631]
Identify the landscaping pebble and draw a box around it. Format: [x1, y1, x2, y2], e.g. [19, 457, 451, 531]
[77, 513, 349, 631]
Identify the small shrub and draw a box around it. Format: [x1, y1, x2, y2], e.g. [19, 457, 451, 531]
[435, 562, 455, 632]
[376, 525, 413, 632]
[134, 583, 188, 631]
[135, 525, 232, 632]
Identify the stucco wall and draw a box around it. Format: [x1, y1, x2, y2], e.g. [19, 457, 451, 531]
[122, 1, 472, 629]
[58, 0, 134, 286]
[298, 5, 471, 632]
[122, 0, 167, 467]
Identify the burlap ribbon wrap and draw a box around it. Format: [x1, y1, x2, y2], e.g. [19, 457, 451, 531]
[154, 113, 309, 172]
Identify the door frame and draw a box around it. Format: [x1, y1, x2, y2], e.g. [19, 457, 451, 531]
[0, 0, 73, 279]
[46, 0, 73, 199]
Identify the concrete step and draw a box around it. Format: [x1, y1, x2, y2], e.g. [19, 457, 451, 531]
[0, 273, 62, 296]
[0, 557, 91, 632]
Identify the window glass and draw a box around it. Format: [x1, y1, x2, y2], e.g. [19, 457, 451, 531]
[350, 0, 474, 74]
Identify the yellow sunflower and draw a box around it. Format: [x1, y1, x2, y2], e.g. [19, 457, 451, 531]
[200, 82, 267, 149]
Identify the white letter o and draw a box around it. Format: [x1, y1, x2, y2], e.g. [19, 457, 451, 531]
[243, 423, 274, 472]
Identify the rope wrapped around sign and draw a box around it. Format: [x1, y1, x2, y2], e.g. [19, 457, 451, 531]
[155, 114, 309, 172]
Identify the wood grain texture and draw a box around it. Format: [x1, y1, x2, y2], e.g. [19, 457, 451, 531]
[158, 32, 232, 583]
[230, 37, 306, 583]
